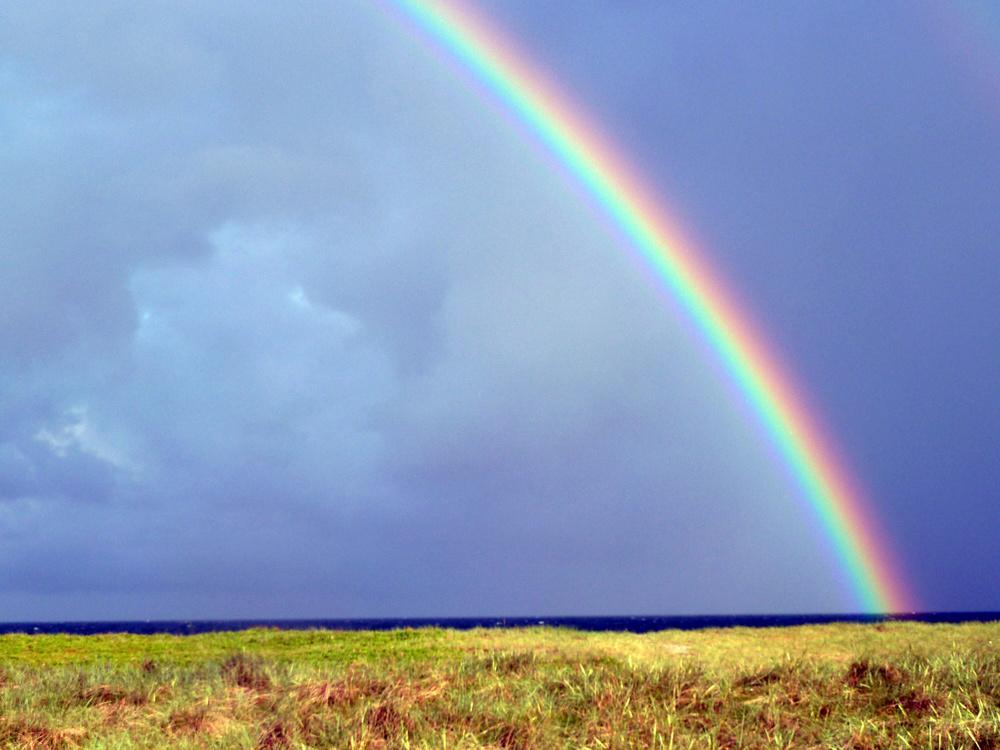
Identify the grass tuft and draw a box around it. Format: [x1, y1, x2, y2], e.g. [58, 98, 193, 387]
[257, 719, 292, 749]
[221, 652, 272, 692]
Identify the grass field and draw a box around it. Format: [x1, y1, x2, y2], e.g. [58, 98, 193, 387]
[0, 621, 995, 748]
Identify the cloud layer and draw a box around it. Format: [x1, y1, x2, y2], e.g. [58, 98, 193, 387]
[1, 1, 996, 618]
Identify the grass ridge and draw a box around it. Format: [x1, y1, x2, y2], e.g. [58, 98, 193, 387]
[0, 621, 994, 748]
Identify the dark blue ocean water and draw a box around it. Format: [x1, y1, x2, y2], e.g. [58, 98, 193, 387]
[0, 612, 995, 636]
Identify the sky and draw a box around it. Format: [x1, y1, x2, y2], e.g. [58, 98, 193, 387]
[0, 0, 997, 620]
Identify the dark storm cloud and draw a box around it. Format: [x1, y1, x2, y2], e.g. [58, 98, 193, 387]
[1, 1, 993, 618]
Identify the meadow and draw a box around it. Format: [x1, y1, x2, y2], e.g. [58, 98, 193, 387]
[0, 621, 995, 748]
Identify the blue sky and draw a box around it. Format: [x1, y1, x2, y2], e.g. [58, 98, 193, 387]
[0, 1, 996, 619]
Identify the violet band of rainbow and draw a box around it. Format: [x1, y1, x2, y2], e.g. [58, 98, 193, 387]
[384, 0, 913, 613]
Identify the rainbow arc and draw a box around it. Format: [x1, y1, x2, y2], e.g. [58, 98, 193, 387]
[385, 0, 913, 613]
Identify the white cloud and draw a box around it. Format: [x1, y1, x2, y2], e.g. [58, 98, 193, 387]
[34, 405, 136, 472]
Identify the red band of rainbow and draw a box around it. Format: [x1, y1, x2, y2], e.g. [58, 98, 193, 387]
[384, 0, 914, 613]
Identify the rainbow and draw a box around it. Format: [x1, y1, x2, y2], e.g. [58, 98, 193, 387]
[381, 0, 913, 613]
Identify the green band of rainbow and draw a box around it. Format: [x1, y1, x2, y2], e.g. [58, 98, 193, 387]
[384, 0, 913, 613]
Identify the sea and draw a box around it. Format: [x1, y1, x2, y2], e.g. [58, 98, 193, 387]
[0, 612, 996, 636]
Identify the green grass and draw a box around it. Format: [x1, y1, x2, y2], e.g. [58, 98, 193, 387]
[0, 621, 995, 748]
